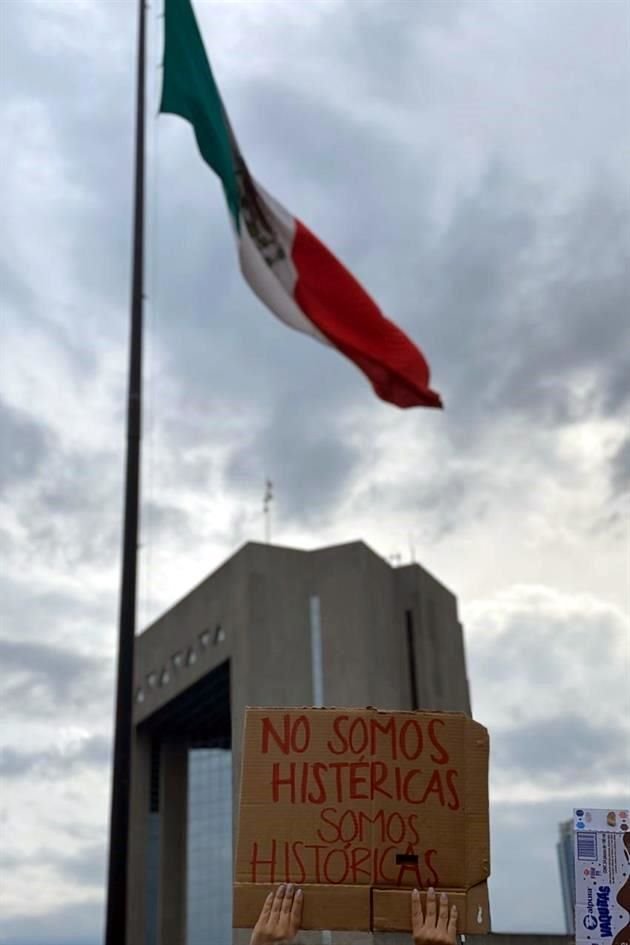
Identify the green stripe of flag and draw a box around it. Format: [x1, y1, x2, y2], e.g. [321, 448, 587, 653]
[160, 0, 241, 227]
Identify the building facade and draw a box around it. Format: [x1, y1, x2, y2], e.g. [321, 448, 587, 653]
[127, 540, 471, 945]
[556, 819, 576, 934]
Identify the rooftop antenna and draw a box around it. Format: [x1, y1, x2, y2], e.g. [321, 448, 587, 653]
[263, 479, 273, 543]
[408, 533, 416, 563]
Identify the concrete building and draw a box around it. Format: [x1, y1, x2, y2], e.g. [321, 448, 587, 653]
[556, 819, 576, 934]
[127, 540, 471, 945]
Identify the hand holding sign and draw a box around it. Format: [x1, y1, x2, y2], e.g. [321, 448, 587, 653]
[412, 888, 458, 945]
[250, 884, 303, 945]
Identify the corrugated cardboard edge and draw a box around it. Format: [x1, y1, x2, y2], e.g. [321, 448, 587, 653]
[372, 884, 490, 934]
[241, 705, 471, 717]
[465, 718, 491, 886]
[233, 883, 371, 931]
[234, 883, 490, 934]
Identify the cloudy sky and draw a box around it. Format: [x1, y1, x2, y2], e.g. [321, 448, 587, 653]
[1, 0, 629, 941]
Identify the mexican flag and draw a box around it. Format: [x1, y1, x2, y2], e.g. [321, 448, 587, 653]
[161, 0, 442, 409]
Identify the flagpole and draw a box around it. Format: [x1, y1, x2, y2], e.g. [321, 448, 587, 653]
[104, 0, 146, 941]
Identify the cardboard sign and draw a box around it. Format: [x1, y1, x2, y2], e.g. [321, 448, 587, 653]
[234, 707, 490, 933]
[574, 807, 630, 945]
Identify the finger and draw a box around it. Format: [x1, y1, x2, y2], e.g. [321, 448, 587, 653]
[289, 888, 303, 936]
[411, 888, 423, 933]
[437, 892, 449, 931]
[257, 890, 273, 926]
[425, 887, 437, 927]
[447, 904, 458, 941]
[270, 885, 285, 919]
[281, 884, 294, 915]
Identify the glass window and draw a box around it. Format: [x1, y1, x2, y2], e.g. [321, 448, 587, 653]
[187, 747, 232, 945]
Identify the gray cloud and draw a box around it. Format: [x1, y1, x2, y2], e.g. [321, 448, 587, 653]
[52, 843, 107, 889]
[143, 499, 195, 539]
[0, 735, 111, 781]
[0, 398, 54, 490]
[493, 714, 628, 785]
[224, 397, 361, 526]
[352, 464, 495, 544]
[0, 638, 112, 718]
[1, 842, 108, 890]
[0, 260, 101, 381]
[0, 0, 134, 322]
[425, 171, 630, 435]
[466, 586, 630, 805]
[0, 444, 123, 575]
[0, 575, 113, 641]
[0, 897, 102, 945]
[335, 0, 467, 89]
[610, 437, 630, 497]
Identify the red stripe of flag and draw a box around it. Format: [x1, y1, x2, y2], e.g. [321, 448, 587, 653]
[292, 220, 442, 409]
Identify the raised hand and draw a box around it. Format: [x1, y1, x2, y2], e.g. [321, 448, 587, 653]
[250, 884, 303, 945]
[411, 887, 458, 945]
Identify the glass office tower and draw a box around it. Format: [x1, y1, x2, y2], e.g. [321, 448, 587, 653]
[556, 818, 575, 934]
[187, 746, 233, 945]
